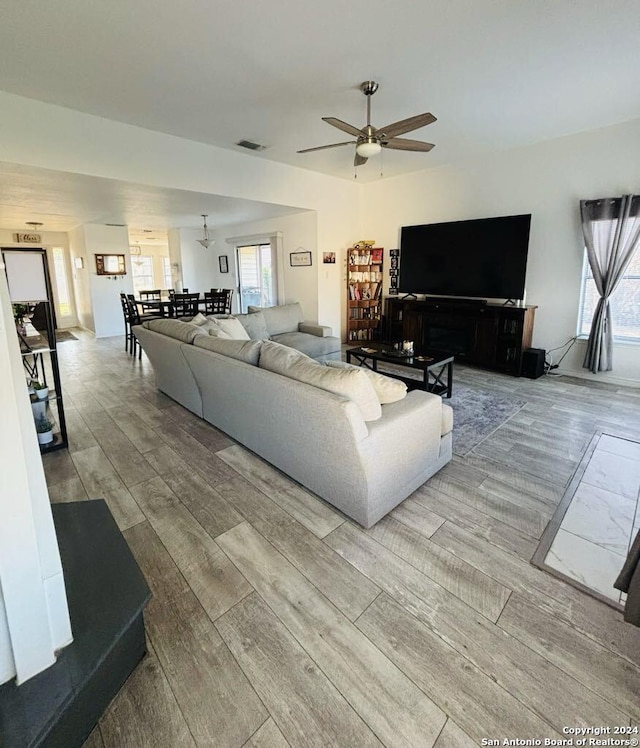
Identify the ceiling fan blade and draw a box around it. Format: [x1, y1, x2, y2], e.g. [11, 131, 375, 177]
[322, 117, 364, 138]
[354, 152, 368, 167]
[378, 112, 437, 140]
[297, 141, 355, 154]
[382, 138, 435, 152]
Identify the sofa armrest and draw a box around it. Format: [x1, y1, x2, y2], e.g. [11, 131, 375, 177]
[298, 322, 333, 337]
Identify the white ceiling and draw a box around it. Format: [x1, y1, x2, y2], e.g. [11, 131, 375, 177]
[0, 0, 638, 230]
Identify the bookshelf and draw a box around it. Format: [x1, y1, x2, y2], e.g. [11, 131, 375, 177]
[346, 245, 383, 343]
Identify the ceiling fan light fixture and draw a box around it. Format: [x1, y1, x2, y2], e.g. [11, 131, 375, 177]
[356, 140, 382, 158]
[196, 214, 214, 249]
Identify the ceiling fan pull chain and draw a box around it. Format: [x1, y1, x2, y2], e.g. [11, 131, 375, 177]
[380, 147, 384, 178]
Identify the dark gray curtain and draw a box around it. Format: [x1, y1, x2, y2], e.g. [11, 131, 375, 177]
[581, 194, 640, 373]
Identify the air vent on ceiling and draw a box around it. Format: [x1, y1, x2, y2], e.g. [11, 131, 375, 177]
[236, 139, 267, 151]
[105, 223, 126, 227]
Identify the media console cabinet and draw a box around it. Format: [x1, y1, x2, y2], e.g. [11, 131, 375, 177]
[385, 298, 537, 376]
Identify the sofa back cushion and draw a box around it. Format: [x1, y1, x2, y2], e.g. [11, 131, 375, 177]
[236, 311, 270, 340]
[248, 303, 303, 336]
[143, 318, 207, 344]
[259, 340, 381, 421]
[212, 316, 251, 340]
[327, 360, 407, 404]
[193, 335, 262, 365]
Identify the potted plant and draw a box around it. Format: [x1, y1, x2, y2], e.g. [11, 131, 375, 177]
[32, 380, 49, 400]
[35, 415, 54, 445]
[30, 392, 47, 420]
[13, 303, 30, 333]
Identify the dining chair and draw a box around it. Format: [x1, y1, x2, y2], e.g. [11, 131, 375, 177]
[120, 294, 144, 356]
[205, 288, 233, 315]
[172, 292, 200, 318]
[139, 289, 161, 314]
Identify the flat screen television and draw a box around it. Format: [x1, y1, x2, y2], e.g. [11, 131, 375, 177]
[399, 214, 531, 300]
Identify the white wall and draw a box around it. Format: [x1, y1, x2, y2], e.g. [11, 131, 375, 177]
[68, 225, 93, 332]
[362, 118, 640, 385]
[186, 211, 321, 321]
[0, 260, 72, 685]
[68, 225, 134, 337]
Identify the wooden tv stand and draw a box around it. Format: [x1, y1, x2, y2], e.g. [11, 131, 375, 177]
[385, 297, 537, 376]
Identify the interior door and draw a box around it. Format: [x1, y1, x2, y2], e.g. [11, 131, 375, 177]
[236, 243, 277, 312]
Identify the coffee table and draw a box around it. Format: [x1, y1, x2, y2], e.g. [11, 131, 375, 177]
[346, 345, 454, 398]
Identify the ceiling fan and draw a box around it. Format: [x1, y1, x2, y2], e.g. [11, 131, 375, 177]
[297, 81, 436, 167]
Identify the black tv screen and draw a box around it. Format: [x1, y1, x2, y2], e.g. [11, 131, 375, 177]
[399, 214, 531, 300]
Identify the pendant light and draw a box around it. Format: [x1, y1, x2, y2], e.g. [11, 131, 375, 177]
[197, 214, 214, 249]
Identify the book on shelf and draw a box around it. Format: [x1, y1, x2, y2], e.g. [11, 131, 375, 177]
[371, 248, 383, 263]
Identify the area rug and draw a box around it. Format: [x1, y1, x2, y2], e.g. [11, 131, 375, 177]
[532, 431, 640, 610]
[23, 329, 78, 347]
[447, 383, 527, 456]
[374, 361, 526, 456]
[55, 330, 78, 343]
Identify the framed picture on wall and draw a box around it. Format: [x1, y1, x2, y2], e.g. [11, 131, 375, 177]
[290, 250, 312, 267]
[219, 255, 229, 273]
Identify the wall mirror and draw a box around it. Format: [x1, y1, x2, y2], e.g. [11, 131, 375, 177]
[95, 254, 126, 275]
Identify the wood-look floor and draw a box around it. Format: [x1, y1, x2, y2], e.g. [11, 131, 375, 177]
[41, 332, 640, 748]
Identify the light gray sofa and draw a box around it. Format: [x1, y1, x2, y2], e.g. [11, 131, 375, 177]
[133, 318, 452, 528]
[241, 302, 341, 362]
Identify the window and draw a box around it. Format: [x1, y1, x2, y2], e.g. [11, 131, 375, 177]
[131, 256, 154, 294]
[578, 246, 640, 341]
[162, 257, 172, 290]
[51, 247, 72, 317]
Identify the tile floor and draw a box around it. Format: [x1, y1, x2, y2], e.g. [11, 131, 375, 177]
[545, 433, 640, 604]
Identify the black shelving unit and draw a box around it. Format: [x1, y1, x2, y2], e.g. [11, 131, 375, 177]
[3, 247, 68, 453]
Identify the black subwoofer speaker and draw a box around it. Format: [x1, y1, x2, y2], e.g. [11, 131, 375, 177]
[522, 347, 545, 379]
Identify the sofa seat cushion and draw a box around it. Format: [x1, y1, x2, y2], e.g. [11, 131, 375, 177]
[193, 336, 262, 365]
[248, 303, 303, 335]
[236, 311, 270, 340]
[143, 318, 207, 344]
[327, 360, 407, 404]
[259, 340, 381, 421]
[271, 331, 341, 358]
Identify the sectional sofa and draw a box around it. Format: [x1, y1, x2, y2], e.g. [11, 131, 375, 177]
[133, 306, 452, 527]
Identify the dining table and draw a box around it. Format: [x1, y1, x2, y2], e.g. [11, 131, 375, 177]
[134, 294, 209, 318]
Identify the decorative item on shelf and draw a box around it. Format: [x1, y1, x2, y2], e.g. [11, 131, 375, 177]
[12, 303, 30, 334]
[35, 415, 54, 445]
[388, 248, 399, 296]
[30, 393, 47, 420]
[32, 380, 49, 400]
[290, 250, 312, 267]
[196, 214, 214, 249]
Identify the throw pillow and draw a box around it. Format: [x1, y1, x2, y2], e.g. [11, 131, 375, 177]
[188, 312, 209, 326]
[193, 336, 262, 365]
[214, 316, 251, 340]
[259, 341, 381, 421]
[236, 311, 270, 340]
[327, 360, 407, 404]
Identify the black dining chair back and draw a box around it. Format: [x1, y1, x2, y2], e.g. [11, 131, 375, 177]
[139, 289, 161, 314]
[119, 293, 142, 357]
[172, 292, 200, 318]
[205, 288, 233, 315]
